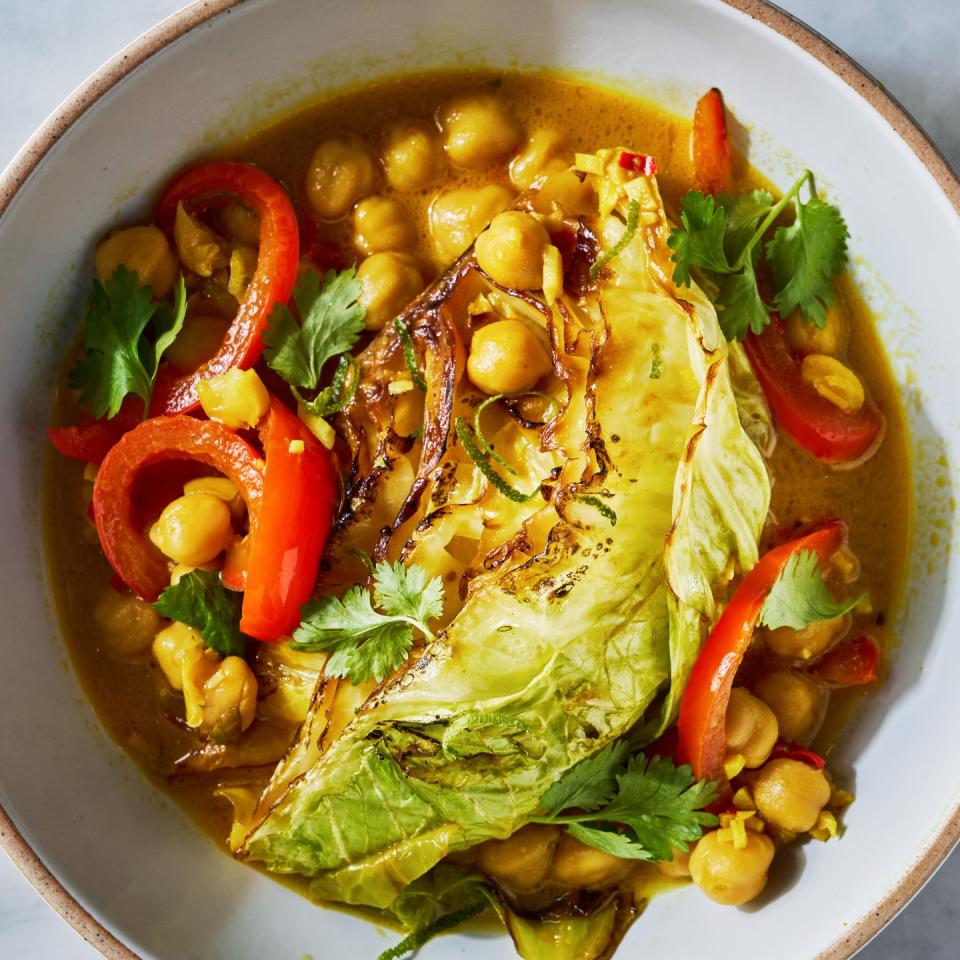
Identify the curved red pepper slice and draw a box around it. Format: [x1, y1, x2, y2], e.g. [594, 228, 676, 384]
[92, 416, 264, 601]
[677, 520, 848, 783]
[150, 162, 299, 415]
[693, 88, 732, 196]
[49, 396, 144, 465]
[240, 399, 338, 642]
[744, 317, 884, 463]
[810, 634, 879, 686]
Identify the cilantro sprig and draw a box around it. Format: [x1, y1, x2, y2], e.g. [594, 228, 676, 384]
[263, 268, 366, 416]
[759, 549, 864, 631]
[532, 744, 718, 862]
[153, 569, 247, 658]
[291, 561, 444, 684]
[668, 170, 849, 341]
[69, 266, 187, 419]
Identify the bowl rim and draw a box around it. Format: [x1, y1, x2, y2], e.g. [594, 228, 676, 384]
[1, 1, 957, 958]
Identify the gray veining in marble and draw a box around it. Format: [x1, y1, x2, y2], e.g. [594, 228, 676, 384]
[0, 0, 957, 957]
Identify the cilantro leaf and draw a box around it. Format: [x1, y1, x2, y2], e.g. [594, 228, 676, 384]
[540, 739, 631, 817]
[717, 189, 774, 262]
[766, 196, 849, 326]
[153, 569, 247, 658]
[69, 266, 187, 419]
[263, 268, 366, 409]
[715, 255, 771, 340]
[534, 750, 718, 862]
[291, 562, 444, 684]
[373, 561, 445, 625]
[668, 192, 731, 286]
[759, 549, 864, 631]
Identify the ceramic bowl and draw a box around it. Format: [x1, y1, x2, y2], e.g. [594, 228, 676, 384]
[1, 2, 958, 958]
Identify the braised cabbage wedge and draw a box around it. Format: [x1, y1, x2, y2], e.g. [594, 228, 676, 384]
[240, 149, 771, 922]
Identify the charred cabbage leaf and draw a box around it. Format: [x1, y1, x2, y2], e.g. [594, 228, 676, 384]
[241, 148, 770, 915]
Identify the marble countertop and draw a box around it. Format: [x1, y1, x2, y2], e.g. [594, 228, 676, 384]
[1, 0, 957, 957]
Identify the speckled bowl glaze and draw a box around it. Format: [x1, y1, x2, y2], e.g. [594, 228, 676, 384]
[1, 2, 957, 958]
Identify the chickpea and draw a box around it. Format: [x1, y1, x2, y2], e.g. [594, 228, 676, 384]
[753, 758, 831, 833]
[201, 655, 258, 742]
[689, 829, 775, 906]
[441, 95, 520, 169]
[429, 185, 514, 265]
[800, 354, 865, 414]
[174, 202, 227, 277]
[305, 135, 377, 220]
[785, 304, 847, 356]
[357, 252, 424, 331]
[183, 476, 245, 524]
[510, 128, 565, 190]
[549, 832, 634, 890]
[219, 201, 261, 245]
[532, 168, 597, 218]
[765, 615, 848, 660]
[474, 211, 550, 291]
[93, 589, 162, 661]
[149, 493, 233, 567]
[476, 823, 560, 893]
[467, 318, 552, 396]
[165, 314, 231, 372]
[753, 670, 826, 744]
[152, 621, 205, 691]
[197, 367, 270, 430]
[353, 196, 416, 255]
[95, 225, 178, 297]
[725, 687, 779, 768]
[656, 848, 692, 880]
[383, 126, 444, 192]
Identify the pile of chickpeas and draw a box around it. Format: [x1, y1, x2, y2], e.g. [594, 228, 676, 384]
[303, 93, 589, 400]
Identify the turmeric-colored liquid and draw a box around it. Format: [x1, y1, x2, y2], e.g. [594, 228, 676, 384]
[45, 68, 909, 860]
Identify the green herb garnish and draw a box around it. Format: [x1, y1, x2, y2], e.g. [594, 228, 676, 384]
[455, 416, 540, 504]
[590, 199, 640, 280]
[668, 170, 849, 340]
[291, 561, 444, 684]
[575, 494, 617, 526]
[376, 900, 487, 960]
[759, 549, 864, 631]
[394, 316, 427, 391]
[69, 266, 187, 419]
[153, 569, 246, 658]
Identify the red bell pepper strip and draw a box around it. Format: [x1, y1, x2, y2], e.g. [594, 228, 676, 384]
[150, 162, 299, 416]
[240, 398, 338, 642]
[92, 416, 264, 601]
[677, 520, 848, 782]
[768, 741, 827, 770]
[48, 396, 143, 465]
[744, 317, 884, 463]
[693, 88, 732, 196]
[618, 151, 658, 176]
[810, 634, 879, 686]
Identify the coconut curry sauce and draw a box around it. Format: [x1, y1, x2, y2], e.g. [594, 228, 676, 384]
[45, 68, 910, 943]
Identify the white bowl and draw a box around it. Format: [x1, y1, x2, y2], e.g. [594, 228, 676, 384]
[1, 2, 958, 958]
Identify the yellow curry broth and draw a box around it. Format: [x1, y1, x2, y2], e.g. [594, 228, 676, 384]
[46, 69, 908, 856]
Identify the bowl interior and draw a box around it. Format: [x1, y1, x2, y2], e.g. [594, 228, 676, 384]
[1, 1, 958, 958]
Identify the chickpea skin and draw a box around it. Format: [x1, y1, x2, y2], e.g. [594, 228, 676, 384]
[549, 832, 634, 890]
[725, 687, 779, 768]
[383, 126, 444, 191]
[306, 135, 377, 220]
[429, 185, 514, 265]
[201, 655, 258, 741]
[95, 226, 178, 298]
[357, 252, 424, 331]
[467, 318, 552, 396]
[753, 758, 831, 833]
[765, 614, 848, 661]
[753, 670, 826, 744]
[785, 304, 847, 356]
[476, 823, 560, 893]
[441, 95, 520, 169]
[93, 590, 163, 661]
[353, 196, 416, 255]
[689, 829, 775, 906]
[474, 211, 551, 291]
[149, 493, 233, 567]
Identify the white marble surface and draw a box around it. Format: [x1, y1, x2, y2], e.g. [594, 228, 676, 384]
[1, 0, 957, 957]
